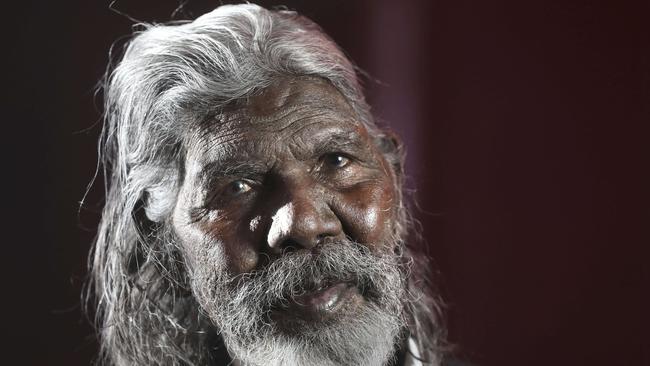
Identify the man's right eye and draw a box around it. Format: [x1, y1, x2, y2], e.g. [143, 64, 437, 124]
[225, 180, 253, 196]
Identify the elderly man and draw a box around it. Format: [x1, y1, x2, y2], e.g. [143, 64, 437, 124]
[90, 4, 447, 366]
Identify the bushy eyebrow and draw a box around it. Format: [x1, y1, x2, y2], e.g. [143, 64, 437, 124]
[311, 131, 368, 156]
[198, 160, 267, 189]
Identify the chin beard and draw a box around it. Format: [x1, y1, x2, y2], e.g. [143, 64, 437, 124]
[189, 238, 408, 366]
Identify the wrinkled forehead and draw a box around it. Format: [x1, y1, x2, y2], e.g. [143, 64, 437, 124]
[185, 77, 369, 162]
[244, 76, 356, 120]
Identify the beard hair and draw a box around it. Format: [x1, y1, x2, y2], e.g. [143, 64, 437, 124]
[188, 237, 408, 366]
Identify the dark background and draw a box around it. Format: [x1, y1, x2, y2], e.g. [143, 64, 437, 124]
[5, 0, 648, 365]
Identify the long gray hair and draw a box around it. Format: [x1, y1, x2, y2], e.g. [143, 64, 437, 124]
[88, 4, 445, 365]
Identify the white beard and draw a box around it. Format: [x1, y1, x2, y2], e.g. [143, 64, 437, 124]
[227, 308, 402, 366]
[189, 239, 408, 366]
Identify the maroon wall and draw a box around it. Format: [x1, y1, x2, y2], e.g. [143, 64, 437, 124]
[5, 1, 647, 365]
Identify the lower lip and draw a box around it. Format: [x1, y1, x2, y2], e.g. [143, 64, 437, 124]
[275, 282, 359, 322]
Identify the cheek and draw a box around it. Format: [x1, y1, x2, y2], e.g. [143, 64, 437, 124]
[173, 208, 260, 275]
[335, 178, 396, 247]
[172, 212, 227, 275]
[203, 218, 262, 274]
[174, 157, 261, 275]
[220, 225, 260, 273]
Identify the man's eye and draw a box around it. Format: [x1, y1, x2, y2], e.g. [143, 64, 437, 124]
[225, 180, 253, 196]
[323, 153, 351, 169]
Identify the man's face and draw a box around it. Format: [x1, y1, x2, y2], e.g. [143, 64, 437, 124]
[171, 77, 406, 364]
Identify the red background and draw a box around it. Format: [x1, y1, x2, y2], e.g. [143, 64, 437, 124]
[5, 1, 647, 365]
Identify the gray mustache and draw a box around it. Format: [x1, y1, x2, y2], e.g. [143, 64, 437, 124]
[222, 239, 397, 307]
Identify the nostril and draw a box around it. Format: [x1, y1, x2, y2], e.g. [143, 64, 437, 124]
[278, 239, 301, 254]
[315, 234, 329, 245]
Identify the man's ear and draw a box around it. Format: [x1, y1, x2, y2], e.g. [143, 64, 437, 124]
[376, 130, 405, 177]
[131, 177, 178, 250]
[129, 195, 158, 276]
[132, 192, 164, 248]
[143, 179, 178, 223]
[130, 193, 192, 303]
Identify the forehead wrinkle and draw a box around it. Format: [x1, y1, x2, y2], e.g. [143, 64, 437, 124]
[205, 111, 357, 160]
[191, 125, 276, 177]
[190, 107, 303, 153]
[185, 80, 365, 185]
[190, 134, 243, 171]
[283, 113, 343, 137]
[243, 96, 310, 122]
[191, 113, 261, 161]
[198, 118, 362, 170]
[249, 104, 356, 133]
[190, 82, 360, 158]
[246, 76, 357, 116]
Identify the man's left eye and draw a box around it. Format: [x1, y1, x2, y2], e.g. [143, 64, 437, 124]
[323, 153, 351, 169]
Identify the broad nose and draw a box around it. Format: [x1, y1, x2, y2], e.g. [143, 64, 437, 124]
[266, 187, 342, 253]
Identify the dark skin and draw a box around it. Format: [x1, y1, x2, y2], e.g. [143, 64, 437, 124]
[172, 77, 399, 323]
